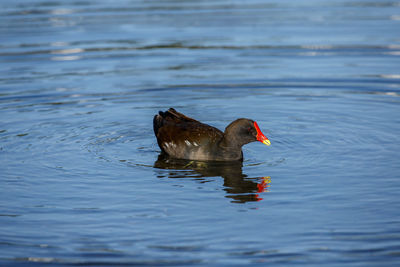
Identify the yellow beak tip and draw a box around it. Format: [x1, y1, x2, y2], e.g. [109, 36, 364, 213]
[263, 140, 271, 146]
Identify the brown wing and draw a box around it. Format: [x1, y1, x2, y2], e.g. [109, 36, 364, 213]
[153, 108, 197, 136]
[153, 108, 223, 159]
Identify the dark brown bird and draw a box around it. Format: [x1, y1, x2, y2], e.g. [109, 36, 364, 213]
[153, 108, 270, 161]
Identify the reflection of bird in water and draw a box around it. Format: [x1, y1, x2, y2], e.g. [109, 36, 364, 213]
[154, 154, 271, 203]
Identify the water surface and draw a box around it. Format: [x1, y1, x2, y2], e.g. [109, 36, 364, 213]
[1, 0, 400, 265]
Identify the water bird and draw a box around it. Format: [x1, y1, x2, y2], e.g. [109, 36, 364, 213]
[153, 108, 270, 161]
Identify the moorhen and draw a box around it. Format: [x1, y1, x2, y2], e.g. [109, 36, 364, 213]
[153, 108, 270, 161]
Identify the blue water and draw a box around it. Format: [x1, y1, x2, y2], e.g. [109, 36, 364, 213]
[1, 0, 400, 265]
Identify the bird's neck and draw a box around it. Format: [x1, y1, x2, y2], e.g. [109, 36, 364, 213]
[218, 134, 244, 161]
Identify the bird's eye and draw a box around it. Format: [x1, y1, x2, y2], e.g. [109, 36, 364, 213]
[247, 127, 255, 135]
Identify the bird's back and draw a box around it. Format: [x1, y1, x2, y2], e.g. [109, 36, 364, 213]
[153, 108, 224, 160]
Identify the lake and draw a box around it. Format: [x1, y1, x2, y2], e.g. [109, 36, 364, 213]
[1, 0, 400, 265]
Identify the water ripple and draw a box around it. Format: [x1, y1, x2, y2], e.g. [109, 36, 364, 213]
[1, 0, 400, 266]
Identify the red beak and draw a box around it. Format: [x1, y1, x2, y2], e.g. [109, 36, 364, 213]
[254, 121, 271, 146]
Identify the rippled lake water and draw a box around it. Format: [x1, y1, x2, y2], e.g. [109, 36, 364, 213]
[1, 0, 400, 265]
